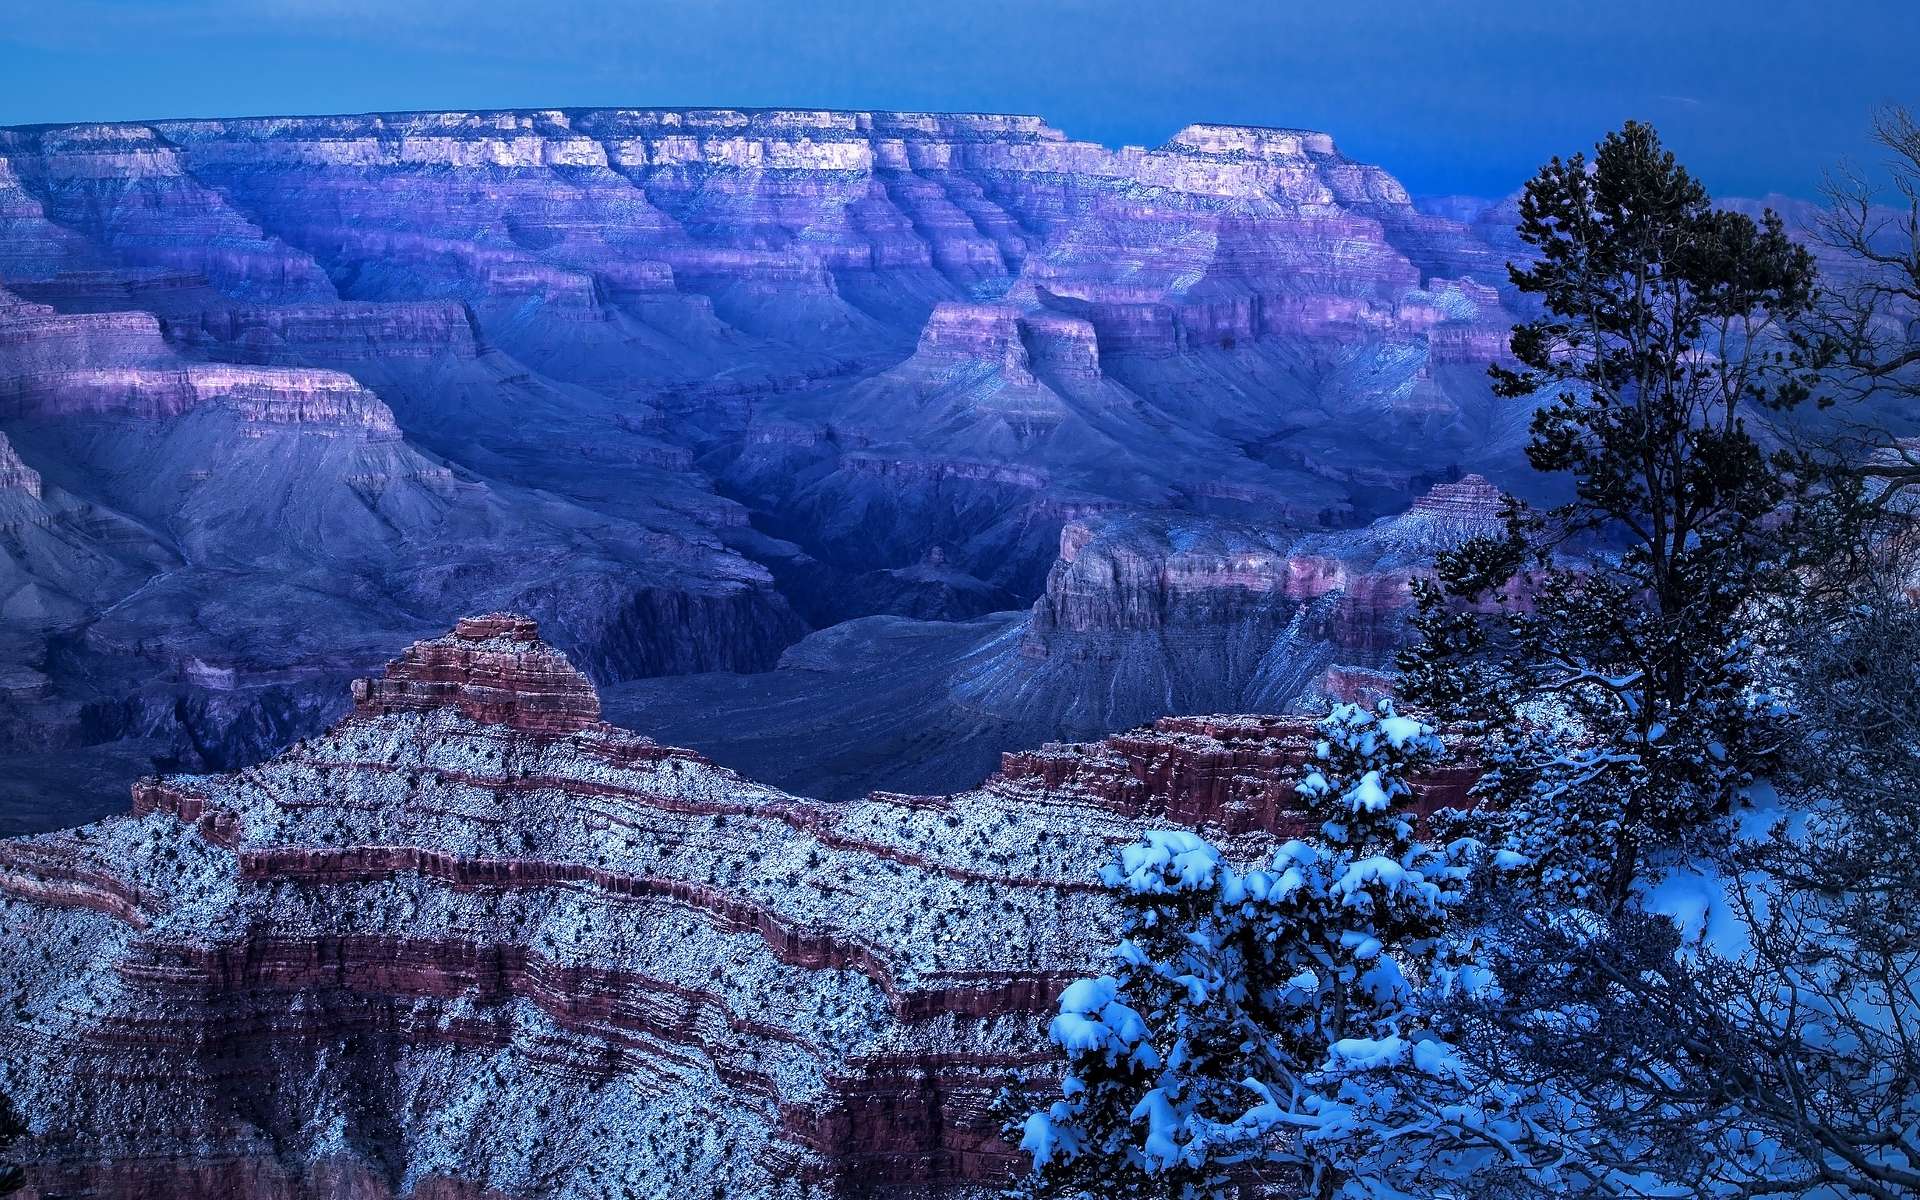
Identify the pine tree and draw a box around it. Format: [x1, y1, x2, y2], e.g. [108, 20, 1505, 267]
[1009, 702, 1489, 1199]
[1387, 120, 1917, 1200]
[1400, 120, 1831, 905]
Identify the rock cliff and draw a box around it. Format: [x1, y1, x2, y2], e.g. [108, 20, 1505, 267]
[0, 430, 38, 501]
[601, 477, 1515, 804]
[956, 473, 1513, 724]
[0, 616, 1471, 1198]
[0, 105, 1538, 828]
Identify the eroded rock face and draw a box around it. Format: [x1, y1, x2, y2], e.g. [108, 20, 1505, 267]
[0, 430, 38, 500]
[0, 616, 1449, 1199]
[0, 283, 173, 394]
[996, 713, 1474, 835]
[1409, 472, 1504, 520]
[0, 106, 1538, 828]
[1027, 513, 1297, 636]
[162, 299, 483, 363]
[3, 362, 404, 431]
[599, 476, 1519, 804]
[1023, 473, 1509, 652]
[350, 615, 604, 734]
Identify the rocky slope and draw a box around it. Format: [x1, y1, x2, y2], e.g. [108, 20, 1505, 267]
[604, 476, 1512, 799]
[0, 277, 801, 830]
[0, 614, 1472, 1198]
[0, 106, 1537, 829]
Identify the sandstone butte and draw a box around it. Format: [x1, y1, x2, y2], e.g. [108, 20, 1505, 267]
[0, 613, 1474, 1200]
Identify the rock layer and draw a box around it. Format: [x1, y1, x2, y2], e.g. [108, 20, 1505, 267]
[350, 614, 604, 734]
[0, 105, 1536, 828]
[0, 616, 1472, 1198]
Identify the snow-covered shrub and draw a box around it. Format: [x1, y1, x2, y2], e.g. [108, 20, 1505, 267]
[1009, 702, 1498, 1199]
[1392, 571, 1920, 1200]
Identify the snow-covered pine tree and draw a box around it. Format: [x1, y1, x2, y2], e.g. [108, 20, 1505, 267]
[1437, 568, 1920, 1200]
[1385, 120, 1918, 1200]
[1009, 701, 1493, 1200]
[1399, 121, 1833, 907]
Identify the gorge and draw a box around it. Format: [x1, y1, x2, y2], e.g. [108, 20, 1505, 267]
[0, 107, 1532, 834]
[0, 106, 1543, 1194]
[0, 613, 1477, 1198]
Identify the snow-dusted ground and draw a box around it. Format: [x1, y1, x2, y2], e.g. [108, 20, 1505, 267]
[0, 630, 1319, 1197]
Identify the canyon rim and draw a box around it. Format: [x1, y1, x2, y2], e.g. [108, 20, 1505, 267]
[3, 0, 1907, 1181]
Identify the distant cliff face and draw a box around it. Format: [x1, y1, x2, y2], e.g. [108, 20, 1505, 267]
[0, 106, 1533, 828]
[0, 615, 1473, 1198]
[948, 473, 1515, 729]
[594, 476, 1517, 804]
[1023, 476, 1511, 647]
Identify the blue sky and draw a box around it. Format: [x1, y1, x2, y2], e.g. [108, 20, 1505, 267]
[0, 0, 1913, 200]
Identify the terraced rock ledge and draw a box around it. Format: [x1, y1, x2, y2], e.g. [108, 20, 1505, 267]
[0, 613, 1471, 1198]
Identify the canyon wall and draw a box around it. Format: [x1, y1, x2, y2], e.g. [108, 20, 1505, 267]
[0, 615, 1473, 1198]
[597, 475, 1514, 804]
[0, 106, 1533, 829]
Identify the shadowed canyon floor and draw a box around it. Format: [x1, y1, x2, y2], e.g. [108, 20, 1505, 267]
[0, 106, 1544, 831]
[605, 474, 1512, 799]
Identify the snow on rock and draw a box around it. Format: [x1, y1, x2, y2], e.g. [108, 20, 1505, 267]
[0, 614, 1435, 1199]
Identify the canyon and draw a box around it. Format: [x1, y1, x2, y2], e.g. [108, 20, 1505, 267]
[0, 101, 1726, 1200]
[0, 106, 1537, 832]
[603, 472, 1512, 800]
[0, 613, 1476, 1198]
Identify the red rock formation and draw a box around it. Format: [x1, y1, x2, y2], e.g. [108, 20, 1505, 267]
[0, 615, 1480, 1199]
[349, 614, 603, 734]
[1410, 472, 1503, 520]
[994, 713, 1475, 835]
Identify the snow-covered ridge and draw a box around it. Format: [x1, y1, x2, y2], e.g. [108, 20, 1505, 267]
[0, 614, 1480, 1197]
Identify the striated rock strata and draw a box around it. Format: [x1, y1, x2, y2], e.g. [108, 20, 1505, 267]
[0, 105, 1544, 827]
[349, 614, 605, 734]
[0, 616, 1476, 1198]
